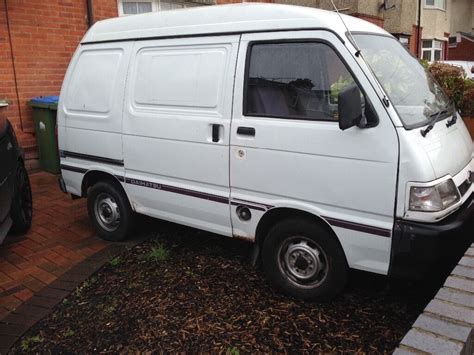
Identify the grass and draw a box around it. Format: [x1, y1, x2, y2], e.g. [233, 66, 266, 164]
[143, 243, 169, 263]
[109, 256, 122, 267]
[21, 335, 43, 351]
[64, 329, 75, 337]
[227, 347, 240, 355]
[73, 276, 97, 297]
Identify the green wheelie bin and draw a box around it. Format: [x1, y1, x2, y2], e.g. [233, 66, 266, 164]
[28, 96, 60, 174]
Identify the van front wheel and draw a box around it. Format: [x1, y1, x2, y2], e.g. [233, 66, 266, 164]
[87, 182, 133, 242]
[262, 218, 347, 301]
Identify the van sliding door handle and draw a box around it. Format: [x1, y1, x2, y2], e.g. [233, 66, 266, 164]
[237, 127, 255, 136]
[212, 124, 221, 143]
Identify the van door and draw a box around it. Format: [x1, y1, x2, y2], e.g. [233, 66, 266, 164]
[58, 42, 132, 197]
[122, 35, 240, 236]
[230, 31, 399, 275]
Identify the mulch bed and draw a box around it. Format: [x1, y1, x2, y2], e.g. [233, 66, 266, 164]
[11, 219, 448, 353]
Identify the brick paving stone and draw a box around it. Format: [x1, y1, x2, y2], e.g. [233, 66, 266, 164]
[413, 313, 472, 343]
[0, 335, 17, 353]
[12, 304, 50, 319]
[0, 307, 9, 320]
[451, 265, 474, 280]
[25, 296, 60, 309]
[400, 328, 464, 354]
[425, 299, 474, 326]
[0, 323, 29, 337]
[444, 276, 474, 294]
[1, 295, 22, 311]
[22, 278, 46, 293]
[436, 287, 474, 309]
[61, 272, 90, 284]
[36, 287, 70, 300]
[459, 256, 474, 268]
[48, 280, 78, 292]
[13, 289, 34, 302]
[0, 172, 146, 353]
[1, 313, 39, 327]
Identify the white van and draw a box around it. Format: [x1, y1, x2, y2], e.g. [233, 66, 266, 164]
[57, 4, 473, 300]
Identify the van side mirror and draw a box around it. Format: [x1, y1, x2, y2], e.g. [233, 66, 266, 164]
[338, 84, 362, 130]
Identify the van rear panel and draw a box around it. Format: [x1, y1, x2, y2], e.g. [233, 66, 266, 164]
[58, 42, 133, 195]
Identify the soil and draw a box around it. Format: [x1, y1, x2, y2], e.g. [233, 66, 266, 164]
[12, 218, 450, 353]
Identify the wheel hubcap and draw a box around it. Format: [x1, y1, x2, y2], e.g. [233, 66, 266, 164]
[94, 193, 120, 232]
[279, 237, 328, 288]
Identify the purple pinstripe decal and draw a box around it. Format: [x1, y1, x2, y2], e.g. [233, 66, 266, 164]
[323, 216, 391, 238]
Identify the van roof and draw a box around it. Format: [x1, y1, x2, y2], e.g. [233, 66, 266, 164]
[82, 3, 387, 44]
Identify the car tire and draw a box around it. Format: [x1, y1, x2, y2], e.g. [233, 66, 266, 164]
[10, 163, 33, 233]
[262, 218, 348, 301]
[87, 181, 133, 242]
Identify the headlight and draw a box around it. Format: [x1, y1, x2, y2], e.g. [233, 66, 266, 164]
[409, 179, 460, 212]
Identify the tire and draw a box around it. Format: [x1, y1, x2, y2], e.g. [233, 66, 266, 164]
[262, 218, 348, 301]
[87, 181, 134, 241]
[10, 163, 33, 233]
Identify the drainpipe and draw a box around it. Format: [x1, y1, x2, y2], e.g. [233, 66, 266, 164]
[417, 0, 421, 58]
[4, 0, 24, 132]
[86, 0, 94, 28]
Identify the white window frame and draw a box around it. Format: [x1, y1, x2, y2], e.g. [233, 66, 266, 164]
[421, 39, 444, 62]
[118, 0, 202, 16]
[118, 0, 156, 16]
[424, 0, 446, 11]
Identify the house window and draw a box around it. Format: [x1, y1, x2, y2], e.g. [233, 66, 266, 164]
[424, 0, 446, 10]
[448, 36, 458, 48]
[121, 1, 153, 15]
[421, 39, 443, 61]
[118, 0, 202, 15]
[398, 36, 409, 49]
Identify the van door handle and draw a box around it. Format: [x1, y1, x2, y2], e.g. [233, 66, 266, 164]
[212, 124, 222, 143]
[237, 127, 255, 136]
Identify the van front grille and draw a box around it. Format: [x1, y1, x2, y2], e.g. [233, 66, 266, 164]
[458, 179, 471, 197]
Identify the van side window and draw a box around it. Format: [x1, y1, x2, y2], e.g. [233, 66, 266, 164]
[245, 42, 359, 121]
[66, 49, 123, 114]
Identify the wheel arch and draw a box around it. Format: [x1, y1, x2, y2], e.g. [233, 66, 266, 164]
[255, 207, 347, 261]
[81, 170, 131, 206]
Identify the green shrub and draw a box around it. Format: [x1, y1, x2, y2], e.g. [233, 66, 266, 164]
[463, 79, 474, 117]
[428, 62, 473, 116]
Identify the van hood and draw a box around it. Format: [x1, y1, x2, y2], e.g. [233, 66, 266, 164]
[419, 116, 473, 179]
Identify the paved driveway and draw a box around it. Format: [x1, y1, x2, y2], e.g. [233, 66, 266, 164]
[0, 172, 107, 320]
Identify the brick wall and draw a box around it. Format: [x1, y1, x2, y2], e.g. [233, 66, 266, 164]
[0, 0, 117, 163]
[448, 36, 474, 61]
[409, 25, 422, 58]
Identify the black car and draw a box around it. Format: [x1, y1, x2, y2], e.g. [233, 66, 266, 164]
[0, 108, 32, 244]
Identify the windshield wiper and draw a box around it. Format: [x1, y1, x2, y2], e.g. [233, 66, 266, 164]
[446, 111, 458, 128]
[420, 103, 452, 137]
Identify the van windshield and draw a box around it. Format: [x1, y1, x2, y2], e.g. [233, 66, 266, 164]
[353, 34, 452, 129]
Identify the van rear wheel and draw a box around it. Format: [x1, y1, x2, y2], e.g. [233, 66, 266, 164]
[87, 181, 133, 241]
[262, 218, 347, 301]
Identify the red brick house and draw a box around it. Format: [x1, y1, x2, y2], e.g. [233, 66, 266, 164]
[0, 0, 119, 169]
[1, 0, 274, 169]
[448, 32, 474, 61]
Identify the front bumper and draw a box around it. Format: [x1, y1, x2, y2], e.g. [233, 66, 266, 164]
[389, 192, 474, 279]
